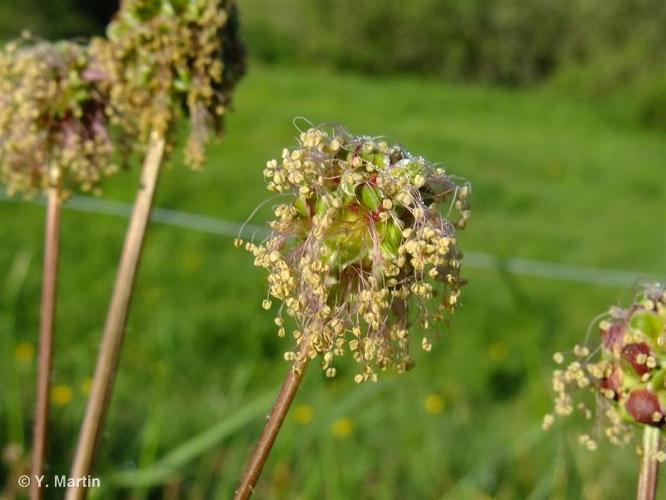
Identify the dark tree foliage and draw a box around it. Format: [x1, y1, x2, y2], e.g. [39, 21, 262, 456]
[2, 0, 665, 129]
[72, 0, 119, 31]
[0, 1, 116, 40]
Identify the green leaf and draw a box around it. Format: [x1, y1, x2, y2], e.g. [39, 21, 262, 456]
[108, 389, 276, 488]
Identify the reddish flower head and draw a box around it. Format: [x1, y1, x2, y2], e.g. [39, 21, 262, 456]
[546, 284, 666, 451]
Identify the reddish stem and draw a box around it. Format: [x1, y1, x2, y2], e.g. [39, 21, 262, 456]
[637, 426, 661, 500]
[233, 361, 309, 500]
[31, 186, 61, 500]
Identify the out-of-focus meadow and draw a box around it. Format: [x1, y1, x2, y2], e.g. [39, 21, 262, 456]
[1, 1, 665, 499]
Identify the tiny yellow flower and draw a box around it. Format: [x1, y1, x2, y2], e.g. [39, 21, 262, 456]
[424, 394, 445, 414]
[80, 377, 93, 396]
[293, 404, 314, 425]
[142, 286, 163, 305]
[51, 385, 73, 406]
[182, 250, 203, 272]
[15, 342, 35, 363]
[331, 417, 354, 438]
[487, 341, 508, 362]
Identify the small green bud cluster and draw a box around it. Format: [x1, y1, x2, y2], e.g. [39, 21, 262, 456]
[0, 37, 117, 198]
[545, 284, 666, 457]
[91, 0, 245, 168]
[239, 125, 471, 382]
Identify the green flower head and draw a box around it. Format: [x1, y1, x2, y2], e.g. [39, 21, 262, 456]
[91, 0, 246, 168]
[0, 37, 118, 198]
[239, 125, 471, 382]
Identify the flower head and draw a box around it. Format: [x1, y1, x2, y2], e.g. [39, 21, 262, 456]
[331, 417, 354, 438]
[91, 0, 246, 168]
[0, 37, 118, 198]
[51, 384, 74, 407]
[15, 342, 35, 364]
[240, 125, 471, 382]
[545, 284, 666, 452]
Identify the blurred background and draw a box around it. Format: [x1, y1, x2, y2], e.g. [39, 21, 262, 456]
[1, 1, 665, 498]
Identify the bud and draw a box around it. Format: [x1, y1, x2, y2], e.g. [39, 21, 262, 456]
[602, 323, 626, 352]
[626, 389, 664, 426]
[357, 184, 381, 211]
[621, 342, 652, 376]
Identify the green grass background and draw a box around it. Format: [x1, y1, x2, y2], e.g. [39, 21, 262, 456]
[1, 63, 665, 499]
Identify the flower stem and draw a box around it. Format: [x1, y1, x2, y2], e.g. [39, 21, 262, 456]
[233, 360, 310, 500]
[637, 426, 661, 500]
[31, 186, 61, 500]
[66, 134, 166, 500]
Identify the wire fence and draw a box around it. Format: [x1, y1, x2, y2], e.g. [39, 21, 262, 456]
[2, 193, 663, 288]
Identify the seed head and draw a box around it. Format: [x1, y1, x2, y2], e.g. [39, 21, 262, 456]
[240, 124, 472, 381]
[0, 37, 118, 198]
[91, 0, 246, 168]
[546, 283, 666, 451]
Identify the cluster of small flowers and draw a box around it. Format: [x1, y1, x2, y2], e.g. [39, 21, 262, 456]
[91, 0, 245, 168]
[0, 37, 117, 198]
[545, 284, 666, 458]
[238, 125, 471, 381]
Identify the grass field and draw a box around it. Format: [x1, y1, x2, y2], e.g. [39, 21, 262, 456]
[1, 63, 665, 499]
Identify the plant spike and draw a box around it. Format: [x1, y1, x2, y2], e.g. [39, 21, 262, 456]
[67, 1, 245, 496]
[545, 283, 666, 500]
[234, 124, 471, 497]
[89, 0, 245, 169]
[0, 37, 119, 197]
[0, 36, 121, 500]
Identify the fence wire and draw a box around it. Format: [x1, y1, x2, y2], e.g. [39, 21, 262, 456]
[2, 193, 663, 288]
